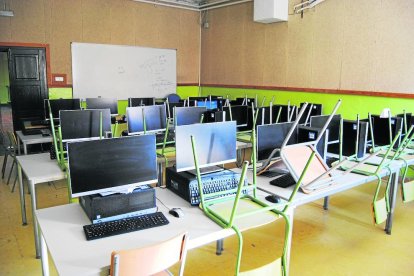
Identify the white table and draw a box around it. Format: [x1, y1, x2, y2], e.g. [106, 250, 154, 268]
[16, 130, 53, 155]
[17, 153, 66, 258]
[36, 187, 283, 276]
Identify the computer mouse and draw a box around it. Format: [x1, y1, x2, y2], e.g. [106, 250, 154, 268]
[265, 195, 281, 204]
[169, 208, 184, 218]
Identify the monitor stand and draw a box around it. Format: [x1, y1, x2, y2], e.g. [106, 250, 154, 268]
[188, 165, 224, 176]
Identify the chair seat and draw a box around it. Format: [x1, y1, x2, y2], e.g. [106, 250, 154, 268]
[156, 148, 176, 158]
[240, 258, 282, 276]
[207, 199, 279, 232]
[237, 134, 252, 143]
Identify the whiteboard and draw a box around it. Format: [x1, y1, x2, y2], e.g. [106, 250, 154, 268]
[71, 42, 176, 100]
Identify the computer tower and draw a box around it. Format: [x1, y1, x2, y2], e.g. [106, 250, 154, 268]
[79, 185, 156, 224]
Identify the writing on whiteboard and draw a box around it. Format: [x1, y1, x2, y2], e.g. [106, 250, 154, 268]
[140, 55, 174, 95]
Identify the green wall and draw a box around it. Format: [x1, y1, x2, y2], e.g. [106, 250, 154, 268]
[0, 53, 10, 104]
[200, 87, 414, 119]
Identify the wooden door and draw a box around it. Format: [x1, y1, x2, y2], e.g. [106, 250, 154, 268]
[8, 48, 47, 131]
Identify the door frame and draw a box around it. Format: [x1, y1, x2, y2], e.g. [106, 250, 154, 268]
[0, 42, 51, 86]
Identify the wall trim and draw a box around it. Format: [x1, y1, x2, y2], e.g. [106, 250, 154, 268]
[201, 84, 414, 99]
[178, 83, 199, 86]
[0, 42, 52, 86]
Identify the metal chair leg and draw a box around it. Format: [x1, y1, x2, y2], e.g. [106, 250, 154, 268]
[11, 173, 17, 193]
[2, 153, 8, 179]
[7, 159, 15, 185]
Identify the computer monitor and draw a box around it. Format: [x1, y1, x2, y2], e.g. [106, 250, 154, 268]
[166, 102, 184, 119]
[397, 113, 413, 134]
[246, 106, 271, 129]
[196, 100, 218, 110]
[257, 122, 297, 162]
[86, 98, 118, 115]
[371, 115, 403, 146]
[297, 126, 327, 160]
[175, 121, 237, 172]
[174, 106, 207, 126]
[310, 114, 341, 142]
[234, 97, 255, 106]
[60, 109, 112, 142]
[126, 106, 145, 134]
[271, 105, 290, 123]
[179, 99, 197, 107]
[129, 97, 155, 107]
[223, 105, 248, 127]
[299, 103, 322, 124]
[44, 99, 81, 120]
[143, 105, 167, 132]
[68, 135, 157, 197]
[328, 120, 368, 158]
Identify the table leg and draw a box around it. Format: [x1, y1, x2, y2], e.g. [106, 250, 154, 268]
[17, 136, 21, 155]
[385, 171, 399, 235]
[40, 231, 50, 276]
[216, 239, 224, 255]
[285, 207, 295, 276]
[18, 163, 27, 225]
[23, 142, 28, 155]
[323, 196, 329, 210]
[28, 180, 40, 258]
[158, 161, 163, 187]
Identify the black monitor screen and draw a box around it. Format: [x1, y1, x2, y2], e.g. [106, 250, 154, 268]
[297, 126, 327, 159]
[271, 105, 290, 123]
[175, 121, 237, 172]
[235, 97, 255, 106]
[60, 109, 112, 141]
[329, 120, 368, 158]
[68, 135, 157, 197]
[223, 105, 248, 127]
[257, 122, 297, 162]
[129, 97, 155, 107]
[86, 98, 118, 115]
[175, 106, 206, 126]
[310, 114, 341, 142]
[166, 102, 184, 119]
[143, 105, 167, 132]
[126, 107, 144, 134]
[372, 116, 403, 146]
[299, 103, 322, 124]
[397, 113, 413, 134]
[44, 99, 81, 120]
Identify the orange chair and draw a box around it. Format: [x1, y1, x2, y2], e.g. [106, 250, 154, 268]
[110, 232, 188, 276]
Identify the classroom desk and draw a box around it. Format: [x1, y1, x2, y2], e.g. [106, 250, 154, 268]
[250, 154, 413, 236]
[36, 187, 284, 276]
[16, 130, 53, 155]
[17, 153, 66, 258]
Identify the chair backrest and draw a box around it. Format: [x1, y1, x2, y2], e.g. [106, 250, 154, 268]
[110, 232, 188, 276]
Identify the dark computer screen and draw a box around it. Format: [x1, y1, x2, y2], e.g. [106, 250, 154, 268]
[44, 99, 81, 120]
[175, 121, 237, 172]
[257, 122, 297, 162]
[234, 97, 255, 106]
[196, 100, 218, 110]
[179, 99, 197, 107]
[372, 115, 403, 146]
[86, 98, 118, 115]
[174, 106, 207, 126]
[310, 114, 341, 142]
[129, 97, 155, 107]
[297, 126, 327, 159]
[60, 109, 112, 141]
[299, 103, 322, 124]
[68, 135, 157, 197]
[329, 120, 368, 158]
[271, 105, 290, 123]
[126, 106, 145, 134]
[166, 102, 184, 119]
[397, 113, 413, 134]
[223, 105, 248, 127]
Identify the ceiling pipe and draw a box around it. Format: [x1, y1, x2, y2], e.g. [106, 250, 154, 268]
[294, 0, 326, 14]
[132, 0, 199, 11]
[199, 0, 232, 8]
[200, 0, 252, 11]
[155, 0, 200, 8]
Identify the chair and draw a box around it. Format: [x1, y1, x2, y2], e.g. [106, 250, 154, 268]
[5, 131, 19, 192]
[1, 129, 13, 179]
[109, 232, 188, 276]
